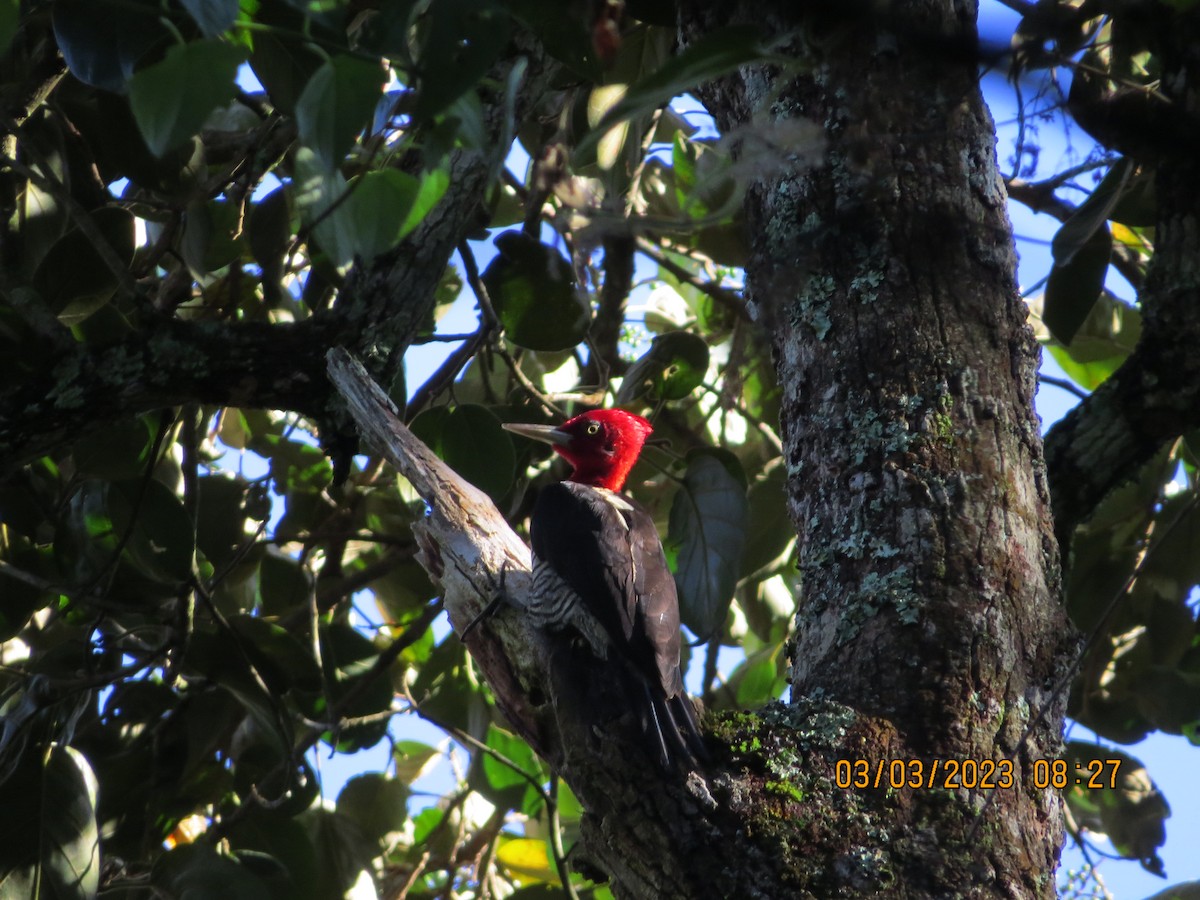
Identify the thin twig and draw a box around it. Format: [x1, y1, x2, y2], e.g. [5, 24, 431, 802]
[636, 236, 750, 322]
[548, 776, 582, 900]
[1037, 373, 1089, 401]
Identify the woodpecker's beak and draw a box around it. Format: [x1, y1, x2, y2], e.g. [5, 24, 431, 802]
[502, 422, 571, 447]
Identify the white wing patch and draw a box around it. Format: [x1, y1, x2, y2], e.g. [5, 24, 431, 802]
[594, 487, 634, 526]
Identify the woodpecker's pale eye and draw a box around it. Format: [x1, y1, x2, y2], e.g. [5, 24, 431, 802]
[586, 422, 601, 436]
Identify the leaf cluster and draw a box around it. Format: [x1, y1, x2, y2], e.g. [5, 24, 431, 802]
[0, 1, 792, 896]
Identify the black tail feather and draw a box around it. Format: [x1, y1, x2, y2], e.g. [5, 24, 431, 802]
[640, 679, 707, 769]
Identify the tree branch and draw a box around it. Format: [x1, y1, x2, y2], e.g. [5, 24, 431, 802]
[1043, 28, 1200, 554]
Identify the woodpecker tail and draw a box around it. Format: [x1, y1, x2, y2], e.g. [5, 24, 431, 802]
[639, 680, 708, 770]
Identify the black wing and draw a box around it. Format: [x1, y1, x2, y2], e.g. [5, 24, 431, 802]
[529, 481, 681, 696]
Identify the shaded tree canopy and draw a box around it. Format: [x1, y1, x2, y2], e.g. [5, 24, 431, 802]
[1, 0, 1198, 897]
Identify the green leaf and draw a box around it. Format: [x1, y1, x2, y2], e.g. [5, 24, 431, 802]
[0, 745, 100, 900]
[227, 814, 320, 900]
[295, 54, 386, 172]
[483, 231, 591, 351]
[474, 725, 542, 812]
[411, 404, 516, 501]
[1050, 159, 1132, 267]
[0, 0, 18, 59]
[577, 26, 782, 160]
[1043, 223, 1112, 346]
[196, 474, 252, 569]
[392, 740, 441, 782]
[109, 478, 196, 585]
[71, 414, 157, 479]
[341, 167, 450, 261]
[299, 808, 375, 899]
[310, 623, 394, 752]
[396, 168, 451, 240]
[506, 0, 598, 79]
[262, 435, 333, 494]
[672, 134, 739, 221]
[128, 39, 247, 157]
[740, 465, 793, 577]
[1063, 742, 1168, 875]
[248, 17, 327, 116]
[336, 774, 408, 845]
[413, 0, 513, 121]
[185, 628, 295, 757]
[259, 549, 315, 618]
[180, 0, 239, 37]
[731, 646, 787, 707]
[152, 844, 272, 900]
[33, 207, 135, 322]
[616, 331, 710, 403]
[183, 199, 245, 276]
[249, 186, 294, 305]
[229, 613, 322, 694]
[294, 150, 450, 270]
[52, 0, 167, 92]
[666, 449, 749, 638]
[495, 837, 556, 884]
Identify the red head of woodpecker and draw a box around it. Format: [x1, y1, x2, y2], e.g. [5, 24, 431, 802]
[503, 408, 653, 491]
[503, 409, 706, 768]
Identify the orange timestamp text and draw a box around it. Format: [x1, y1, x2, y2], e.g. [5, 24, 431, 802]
[836, 758, 1016, 790]
[835, 757, 1123, 791]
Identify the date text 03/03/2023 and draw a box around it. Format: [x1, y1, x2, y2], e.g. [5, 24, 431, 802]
[834, 758, 1123, 791]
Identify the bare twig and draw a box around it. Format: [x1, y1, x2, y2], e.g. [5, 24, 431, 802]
[636, 237, 750, 322]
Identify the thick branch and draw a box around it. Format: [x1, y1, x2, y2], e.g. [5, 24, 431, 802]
[325, 348, 549, 753]
[1043, 22, 1200, 552]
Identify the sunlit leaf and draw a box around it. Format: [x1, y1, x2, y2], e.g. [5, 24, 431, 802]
[0, 745, 99, 900]
[393, 740, 442, 783]
[483, 232, 591, 351]
[495, 837, 555, 883]
[336, 773, 408, 845]
[617, 331, 709, 404]
[1064, 742, 1169, 876]
[474, 725, 542, 812]
[261, 435, 333, 494]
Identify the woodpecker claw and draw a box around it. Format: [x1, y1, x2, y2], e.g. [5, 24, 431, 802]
[460, 563, 509, 641]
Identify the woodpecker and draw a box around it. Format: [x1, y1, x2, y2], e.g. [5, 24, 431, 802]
[503, 409, 706, 768]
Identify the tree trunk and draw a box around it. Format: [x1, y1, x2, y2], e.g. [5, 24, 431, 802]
[523, 3, 1072, 896]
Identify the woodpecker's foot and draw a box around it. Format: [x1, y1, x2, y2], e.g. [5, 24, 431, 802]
[460, 563, 509, 640]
